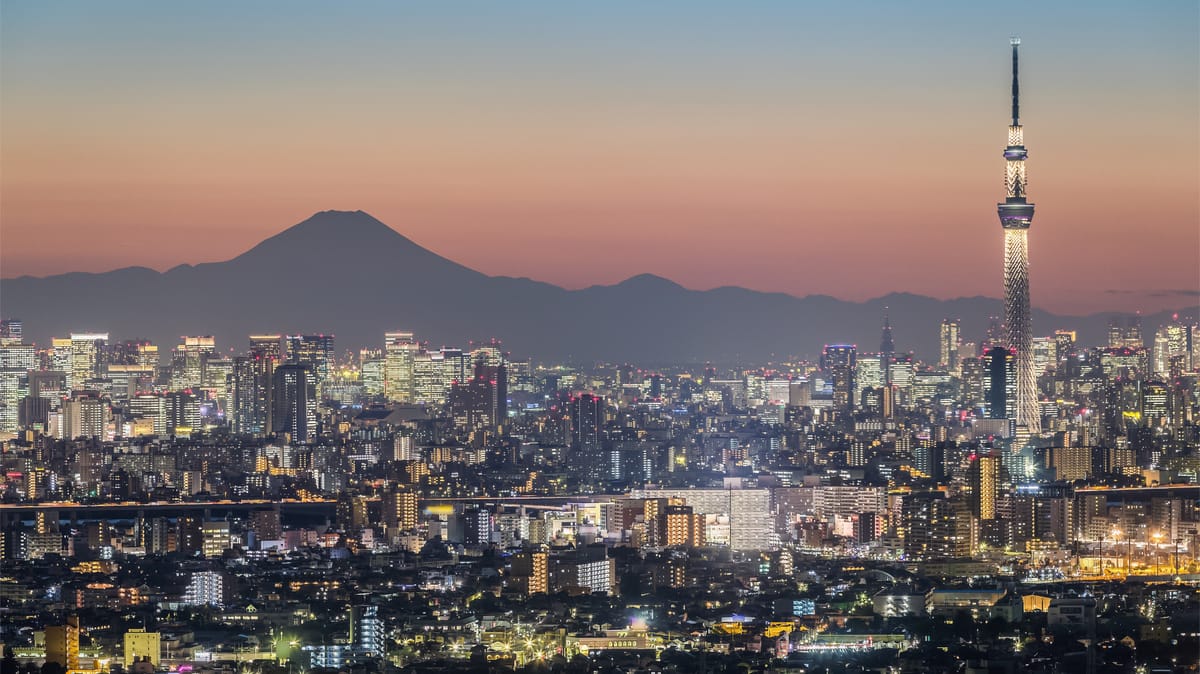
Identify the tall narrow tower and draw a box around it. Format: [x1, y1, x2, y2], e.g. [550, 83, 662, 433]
[997, 37, 1039, 434]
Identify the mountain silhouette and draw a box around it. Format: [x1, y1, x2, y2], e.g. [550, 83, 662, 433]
[1, 210, 1193, 364]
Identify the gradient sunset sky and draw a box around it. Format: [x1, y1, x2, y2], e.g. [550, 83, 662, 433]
[2, 1, 1197, 315]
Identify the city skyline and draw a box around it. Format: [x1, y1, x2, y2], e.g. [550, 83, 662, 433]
[2, 2, 1198, 315]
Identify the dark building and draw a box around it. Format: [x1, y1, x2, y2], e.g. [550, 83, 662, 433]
[448, 358, 506, 435]
[822, 344, 857, 414]
[984, 346, 1015, 420]
[271, 363, 315, 443]
[569, 394, 605, 481]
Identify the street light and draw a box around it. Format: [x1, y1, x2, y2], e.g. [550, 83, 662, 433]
[1151, 531, 1164, 574]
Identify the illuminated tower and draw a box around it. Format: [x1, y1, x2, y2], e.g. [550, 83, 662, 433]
[996, 38, 1039, 434]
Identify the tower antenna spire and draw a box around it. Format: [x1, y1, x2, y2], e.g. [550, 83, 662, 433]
[1010, 36, 1021, 126]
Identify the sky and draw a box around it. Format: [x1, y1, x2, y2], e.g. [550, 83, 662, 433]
[2, 1, 1197, 315]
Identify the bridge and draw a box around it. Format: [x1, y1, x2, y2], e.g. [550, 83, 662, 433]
[0, 495, 621, 527]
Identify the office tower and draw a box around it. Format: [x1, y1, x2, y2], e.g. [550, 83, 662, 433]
[0, 319, 22, 345]
[1031, 336, 1054, 379]
[821, 344, 856, 413]
[1108, 315, 1143, 349]
[412, 347, 467, 405]
[0, 342, 37, 432]
[569, 393, 604, 481]
[232, 335, 281, 435]
[856, 355, 884, 398]
[468, 345, 507, 418]
[69, 333, 108, 390]
[384, 331, 418, 402]
[1141, 381, 1169, 423]
[272, 363, 315, 442]
[359, 349, 385, 397]
[62, 394, 109, 440]
[996, 38, 1039, 434]
[448, 358, 506, 434]
[1153, 320, 1190, 375]
[984, 346, 1015, 420]
[172, 336, 215, 390]
[570, 393, 603, 450]
[888, 354, 914, 405]
[201, 354, 233, 416]
[939, 319, 960, 371]
[470, 339, 505, 368]
[1053, 330, 1077, 369]
[51, 337, 72, 379]
[285, 334, 335, 392]
[961, 356, 985, 409]
[165, 390, 202, 435]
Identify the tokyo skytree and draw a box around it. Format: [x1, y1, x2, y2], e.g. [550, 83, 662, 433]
[996, 37, 1040, 434]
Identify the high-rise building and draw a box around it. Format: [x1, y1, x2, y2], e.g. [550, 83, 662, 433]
[968, 454, 1001, 521]
[0, 319, 23, 345]
[570, 393, 604, 479]
[996, 38, 1039, 434]
[383, 487, 419, 531]
[854, 355, 884, 406]
[384, 331, 418, 402]
[172, 336, 215, 391]
[939, 319, 960, 371]
[984, 346, 1015, 420]
[1153, 320, 1191, 375]
[272, 363, 315, 443]
[286, 334, 335, 393]
[1053, 330, 1077, 369]
[232, 335, 282, 435]
[0, 342, 37, 433]
[888, 354, 914, 406]
[62, 394, 109, 440]
[1108, 316, 1143, 349]
[359, 349, 385, 397]
[821, 344, 856, 413]
[69, 333, 109, 390]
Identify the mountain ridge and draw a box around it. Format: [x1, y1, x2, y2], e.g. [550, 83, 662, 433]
[2, 210, 1194, 363]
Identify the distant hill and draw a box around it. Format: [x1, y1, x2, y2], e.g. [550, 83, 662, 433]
[2, 210, 1194, 364]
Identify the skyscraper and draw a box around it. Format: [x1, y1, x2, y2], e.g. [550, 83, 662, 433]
[271, 363, 315, 443]
[996, 38, 1039, 434]
[285, 334, 335, 393]
[984, 346, 1015, 421]
[69, 333, 108, 390]
[384, 331, 418, 402]
[938, 319, 960, 371]
[821, 344, 856, 414]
